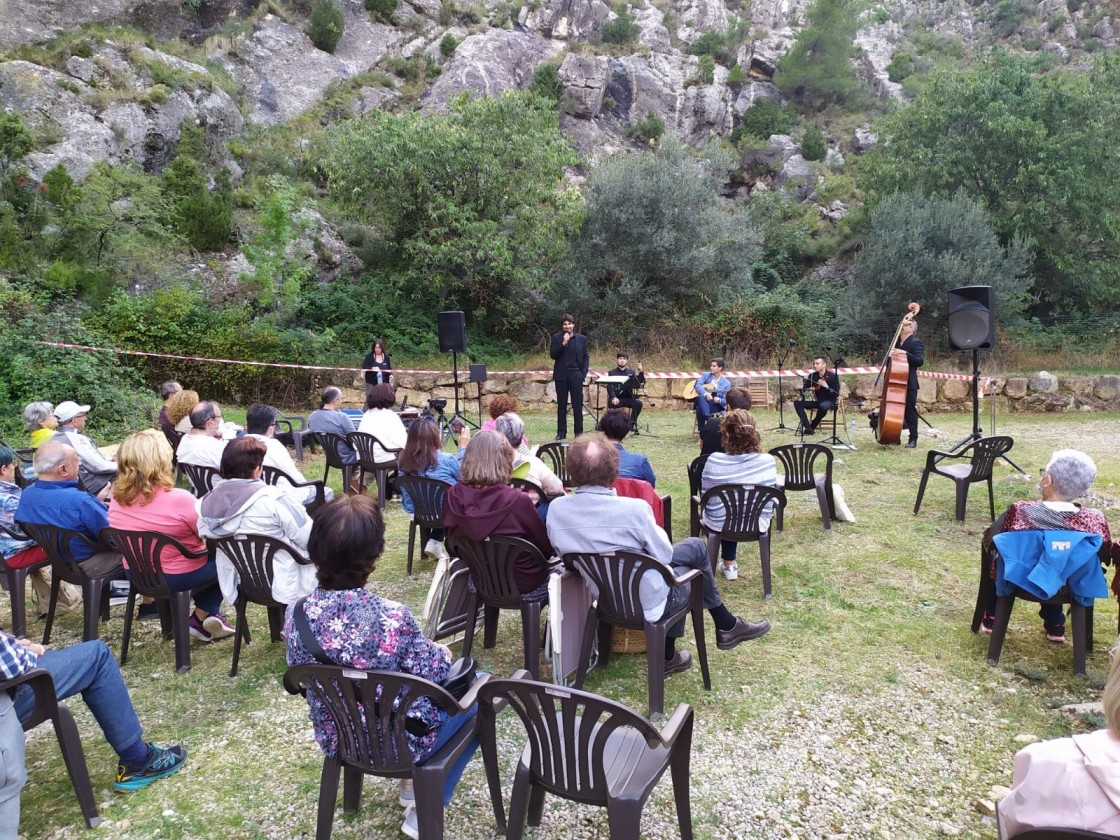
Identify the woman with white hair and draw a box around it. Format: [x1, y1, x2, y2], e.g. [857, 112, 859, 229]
[22, 402, 57, 450]
[981, 449, 1117, 643]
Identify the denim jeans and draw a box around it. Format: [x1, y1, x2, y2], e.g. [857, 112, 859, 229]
[665, 537, 725, 638]
[0, 693, 26, 840]
[13, 640, 143, 756]
[417, 703, 479, 807]
[154, 558, 223, 616]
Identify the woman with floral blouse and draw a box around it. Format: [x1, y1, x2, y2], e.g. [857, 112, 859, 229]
[285, 494, 476, 840]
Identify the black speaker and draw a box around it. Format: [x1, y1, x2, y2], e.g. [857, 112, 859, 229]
[469, 364, 487, 384]
[438, 311, 466, 353]
[947, 286, 995, 350]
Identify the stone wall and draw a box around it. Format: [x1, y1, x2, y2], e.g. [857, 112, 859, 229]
[331, 370, 1120, 415]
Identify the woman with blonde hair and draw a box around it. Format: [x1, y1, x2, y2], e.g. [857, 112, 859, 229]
[166, 389, 200, 433]
[999, 648, 1120, 835]
[108, 429, 233, 641]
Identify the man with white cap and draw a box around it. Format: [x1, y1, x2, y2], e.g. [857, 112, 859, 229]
[52, 401, 117, 499]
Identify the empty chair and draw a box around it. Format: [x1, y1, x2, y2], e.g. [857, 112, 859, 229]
[273, 412, 314, 461]
[563, 550, 711, 719]
[913, 435, 1015, 522]
[260, 465, 328, 513]
[698, 484, 786, 598]
[769, 442, 835, 531]
[180, 462, 221, 498]
[396, 476, 453, 576]
[348, 431, 402, 508]
[535, 441, 570, 487]
[478, 671, 694, 840]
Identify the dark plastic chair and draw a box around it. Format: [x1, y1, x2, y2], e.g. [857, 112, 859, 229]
[311, 432, 358, 495]
[509, 477, 546, 504]
[207, 533, 310, 676]
[396, 476, 453, 576]
[445, 535, 550, 679]
[162, 427, 184, 455]
[698, 484, 787, 599]
[12, 447, 35, 489]
[260, 465, 327, 513]
[423, 556, 487, 645]
[562, 550, 711, 719]
[913, 435, 1015, 522]
[478, 671, 694, 840]
[535, 442, 570, 488]
[15, 521, 123, 645]
[769, 443, 835, 532]
[180, 462, 222, 498]
[274, 412, 314, 461]
[687, 454, 709, 538]
[283, 663, 489, 840]
[99, 528, 209, 674]
[0, 668, 100, 828]
[347, 431, 402, 508]
[0, 521, 51, 638]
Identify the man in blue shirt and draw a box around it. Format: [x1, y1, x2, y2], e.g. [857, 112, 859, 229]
[597, 409, 656, 487]
[693, 358, 732, 426]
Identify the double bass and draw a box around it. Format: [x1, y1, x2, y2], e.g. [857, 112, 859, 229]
[873, 302, 920, 444]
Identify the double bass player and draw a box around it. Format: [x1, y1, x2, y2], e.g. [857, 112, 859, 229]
[898, 320, 924, 448]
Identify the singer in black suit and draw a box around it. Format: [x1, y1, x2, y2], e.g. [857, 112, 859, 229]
[606, 351, 645, 432]
[550, 313, 590, 440]
[793, 356, 840, 433]
[898, 320, 924, 447]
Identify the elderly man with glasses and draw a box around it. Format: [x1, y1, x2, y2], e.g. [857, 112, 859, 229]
[175, 401, 229, 470]
[51, 400, 117, 499]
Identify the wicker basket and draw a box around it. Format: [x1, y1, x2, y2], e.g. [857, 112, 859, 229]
[610, 627, 647, 654]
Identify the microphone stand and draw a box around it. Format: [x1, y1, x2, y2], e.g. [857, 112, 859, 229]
[768, 340, 796, 433]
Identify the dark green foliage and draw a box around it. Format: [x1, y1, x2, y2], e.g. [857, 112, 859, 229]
[627, 111, 664, 144]
[687, 19, 750, 66]
[690, 31, 725, 57]
[727, 64, 747, 86]
[439, 33, 459, 56]
[737, 99, 796, 140]
[0, 112, 34, 172]
[530, 62, 565, 103]
[990, 0, 1034, 36]
[886, 51, 915, 82]
[308, 0, 344, 53]
[162, 121, 232, 252]
[365, 0, 397, 18]
[600, 10, 639, 44]
[697, 55, 715, 84]
[800, 125, 826, 161]
[775, 0, 870, 109]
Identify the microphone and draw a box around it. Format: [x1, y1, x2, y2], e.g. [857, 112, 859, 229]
[788, 339, 798, 346]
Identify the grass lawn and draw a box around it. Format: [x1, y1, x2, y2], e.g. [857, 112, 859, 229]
[13, 407, 1120, 839]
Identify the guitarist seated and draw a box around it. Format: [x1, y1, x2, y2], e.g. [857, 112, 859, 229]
[693, 358, 731, 424]
[793, 356, 840, 434]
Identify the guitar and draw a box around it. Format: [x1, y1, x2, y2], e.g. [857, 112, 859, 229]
[682, 381, 719, 401]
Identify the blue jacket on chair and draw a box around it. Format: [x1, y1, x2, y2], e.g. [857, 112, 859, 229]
[994, 529, 1107, 607]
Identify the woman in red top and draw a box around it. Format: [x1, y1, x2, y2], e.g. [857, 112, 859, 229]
[108, 429, 233, 642]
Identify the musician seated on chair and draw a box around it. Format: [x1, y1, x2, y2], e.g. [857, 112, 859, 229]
[693, 358, 731, 425]
[793, 356, 840, 435]
[606, 351, 646, 433]
[997, 646, 1120, 837]
[700, 388, 753, 455]
[980, 449, 1118, 644]
[546, 433, 769, 678]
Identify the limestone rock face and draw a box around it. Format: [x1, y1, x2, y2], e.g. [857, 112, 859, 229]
[0, 0, 176, 51]
[854, 22, 905, 101]
[559, 54, 610, 118]
[519, 0, 613, 41]
[1029, 371, 1060, 393]
[420, 30, 559, 113]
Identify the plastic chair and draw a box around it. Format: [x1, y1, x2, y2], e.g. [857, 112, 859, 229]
[180, 462, 221, 498]
[422, 555, 486, 646]
[15, 521, 123, 645]
[0, 522, 51, 638]
[509, 477, 546, 504]
[283, 663, 489, 840]
[311, 432, 358, 495]
[478, 671, 694, 840]
[769, 443, 835, 531]
[535, 442, 570, 488]
[260, 465, 328, 513]
[563, 550, 711, 719]
[274, 412, 314, 461]
[347, 431, 402, 508]
[99, 528, 209, 674]
[698, 484, 786, 599]
[0, 668, 100, 828]
[207, 533, 310, 676]
[687, 454, 709, 539]
[913, 435, 1015, 522]
[396, 476, 453, 576]
[445, 535, 550, 679]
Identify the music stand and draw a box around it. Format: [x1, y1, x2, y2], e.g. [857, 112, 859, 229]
[817, 355, 855, 450]
[768, 340, 797, 433]
[469, 363, 487, 427]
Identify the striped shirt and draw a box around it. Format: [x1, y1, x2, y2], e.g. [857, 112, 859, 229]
[701, 452, 779, 531]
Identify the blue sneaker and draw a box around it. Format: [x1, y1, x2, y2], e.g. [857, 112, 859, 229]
[114, 742, 187, 792]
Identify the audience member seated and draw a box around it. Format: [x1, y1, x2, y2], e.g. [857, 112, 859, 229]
[308, 386, 359, 467]
[442, 430, 554, 604]
[285, 495, 477, 839]
[700, 387, 753, 455]
[357, 384, 407, 465]
[980, 449, 1118, 644]
[15, 442, 122, 578]
[108, 430, 233, 642]
[167, 389, 200, 434]
[176, 402, 228, 470]
[547, 433, 769, 676]
[22, 402, 57, 451]
[998, 646, 1120, 836]
[157, 381, 182, 435]
[52, 401, 117, 499]
[398, 419, 469, 563]
[495, 413, 563, 499]
[199, 436, 315, 607]
[481, 394, 519, 434]
[0, 629, 187, 835]
[0, 444, 81, 619]
[701, 410, 779, 582]
[598, 408, 656, 487]
[245, 404, 333, 510]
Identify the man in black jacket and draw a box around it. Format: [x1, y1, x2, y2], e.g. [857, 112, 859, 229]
[550, 314, 589, 440]
[899, 320, 924, 447]
[793, 356, 841, 434]
[606, 351, 645, 433]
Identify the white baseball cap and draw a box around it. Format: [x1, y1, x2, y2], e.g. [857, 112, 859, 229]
[53, 401, 91, 422]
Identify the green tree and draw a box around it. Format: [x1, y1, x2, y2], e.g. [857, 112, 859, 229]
[800, 125, 826, 161]
[600, 10, 639, 44]
[162, 121, 232, 251]
[0, 112, 33, 177]
[321, 92, 581, 333]
[240, 175, 313, 314]
[838, 191, 1032, 353]
[775, 0, 869, 108]
[308, 0, 344, 53]
[864, 50, 1120, 315]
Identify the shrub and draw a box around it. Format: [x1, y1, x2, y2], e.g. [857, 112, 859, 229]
[738, 99, 795, 139]
[887, 52, 915, 82]
[530, 61, 564, 103]
[627, 111, 664, 143]
[727, 64, 747, 86]
[801, 125, 826, 161]
[690, 30, 724, 56]
[601, 10, 639, 44]
[365, 0, 397, 19]
[308, 0, 344, 52]
[697, 55, 715, 84]
[440, 33, 459, 56]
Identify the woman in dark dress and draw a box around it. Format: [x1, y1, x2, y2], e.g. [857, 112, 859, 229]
[362, 338, 393, 386]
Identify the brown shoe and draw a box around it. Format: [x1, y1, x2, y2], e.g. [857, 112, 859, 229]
[664, 649, 693, 675]
[349, 477, 363, 495]
[716, 617, 770, 650]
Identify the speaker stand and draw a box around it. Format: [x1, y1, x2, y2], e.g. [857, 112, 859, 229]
[946, 350, 1025, 473]
[444, 350, 479, 446]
